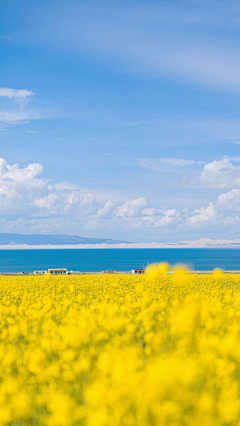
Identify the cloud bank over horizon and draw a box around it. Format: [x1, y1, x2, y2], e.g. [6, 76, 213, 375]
[0, 156, 240, 242]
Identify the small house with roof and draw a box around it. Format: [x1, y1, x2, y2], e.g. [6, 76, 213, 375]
[34, 270, 47, 275]
[48, 268, 68, 275]
[131, 268, 145, 274]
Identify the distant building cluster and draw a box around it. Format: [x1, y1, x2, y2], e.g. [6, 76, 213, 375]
[34, 268, 68, 275]
[30, 267, 146, 275]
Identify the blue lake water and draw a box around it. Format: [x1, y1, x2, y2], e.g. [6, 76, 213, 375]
[0, 248, 240, 272]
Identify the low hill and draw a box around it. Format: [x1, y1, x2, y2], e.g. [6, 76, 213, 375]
[0, 233, 128, 245]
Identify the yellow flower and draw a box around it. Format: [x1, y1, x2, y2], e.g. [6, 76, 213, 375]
[213, 268, 224, 279]
[0, 269, 240, 425]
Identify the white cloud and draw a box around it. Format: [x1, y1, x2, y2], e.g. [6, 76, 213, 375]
[116, 197, 147, 218]
[139, 156, 240, 192]
[0, 159, 44, 190]
[0, 157, 221, 234]
[0, 88, 34, 101]
[33, 193, 59, 209]
[218, 188, 240, 206]
[68, 192, 98, 216]
[0, 164, 184, 234]
[139, 157, 205, 172]
[199, 157, 240, 188]
[223, 216, 240, 226]
[0, 159, 47, 217]
[96, 201, 115, 218]
[0, 159, 101, 222]
[0, 87, 47, 130]
[0, 111, 44, 130]
[141, 209, 179, 228]
[4, 155, 240, 238]
[188, 203, 218, 224]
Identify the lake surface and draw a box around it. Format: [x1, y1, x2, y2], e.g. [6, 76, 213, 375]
[0, 248, 240, 272]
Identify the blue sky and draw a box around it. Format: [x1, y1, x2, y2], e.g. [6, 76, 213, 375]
[1, 0, 240, 242]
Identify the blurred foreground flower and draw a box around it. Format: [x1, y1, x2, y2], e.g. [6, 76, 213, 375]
[0, 269, 239, 425]
[172, 264, 191, 286]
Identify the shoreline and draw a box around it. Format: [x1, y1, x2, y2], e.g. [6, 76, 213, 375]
[1, 238, 240, 249]
[1, 270, 240, 275]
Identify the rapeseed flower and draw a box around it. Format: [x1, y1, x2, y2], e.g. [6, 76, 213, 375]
[0, 270, 239, 425]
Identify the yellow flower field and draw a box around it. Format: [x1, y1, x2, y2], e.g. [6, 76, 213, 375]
[0, 267, 240, 425]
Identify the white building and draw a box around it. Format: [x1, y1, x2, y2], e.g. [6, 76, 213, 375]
[34, 270, 47, 275]
[131, 268, 145, 274]
[48, 268, 68, 275]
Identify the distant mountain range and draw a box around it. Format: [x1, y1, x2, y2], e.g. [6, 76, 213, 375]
[0, 233, 128, 245]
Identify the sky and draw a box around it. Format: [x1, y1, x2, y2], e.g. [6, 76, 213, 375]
[1, 0, 240, 242]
